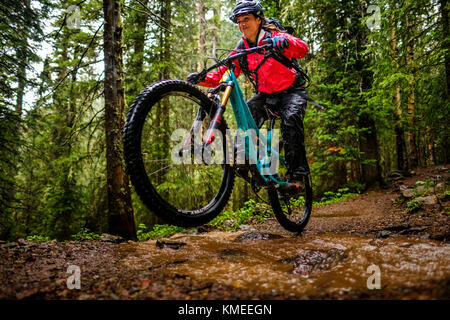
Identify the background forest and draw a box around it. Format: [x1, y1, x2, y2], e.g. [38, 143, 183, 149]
[0, 0, 448, 241]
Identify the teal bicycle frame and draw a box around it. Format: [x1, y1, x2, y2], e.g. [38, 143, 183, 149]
[207, 69, 287, 187]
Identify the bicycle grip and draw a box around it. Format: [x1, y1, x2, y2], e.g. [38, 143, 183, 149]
[261, 39, 274, 48]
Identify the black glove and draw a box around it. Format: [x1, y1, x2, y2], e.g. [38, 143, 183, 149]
[263, 36, 289, 52]
[187, 72, 205, 85]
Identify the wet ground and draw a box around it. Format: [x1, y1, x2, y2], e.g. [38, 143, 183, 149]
[121, 230, 450, 299]
[0, 166, 449, 299]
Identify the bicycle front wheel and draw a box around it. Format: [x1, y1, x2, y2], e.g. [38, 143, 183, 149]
[123, 80, 235, 227]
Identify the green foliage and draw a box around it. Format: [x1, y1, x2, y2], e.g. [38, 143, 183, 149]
[345, 182, 366, 194]
[4, 0, 106, 240]
[288, 196, 305, 207]
[137, 223, 185, 241]
[314, 187, 359, 206]
[70, 228, 101, 241]
[209, 199, 273, 230]
[413, 179, 437, 197]
[415, 179, 435, 188]
[25, 235, 51, 242]
[406, 200, 423, 213]
[0, 0, 51, 240]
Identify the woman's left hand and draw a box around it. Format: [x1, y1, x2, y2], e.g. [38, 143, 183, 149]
[269, 36, 289, 52]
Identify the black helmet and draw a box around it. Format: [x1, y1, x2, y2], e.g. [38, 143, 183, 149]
[230, 0, 265, 23]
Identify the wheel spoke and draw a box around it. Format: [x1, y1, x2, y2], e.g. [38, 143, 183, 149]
[143, 158, 171, 163]
[137, 88, 230, 212]
[148, 163, 174, 177]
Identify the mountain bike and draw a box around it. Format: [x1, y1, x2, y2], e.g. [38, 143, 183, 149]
[123, 43, 313, 233]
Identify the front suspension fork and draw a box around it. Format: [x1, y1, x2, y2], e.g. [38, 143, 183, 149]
[178, 81, 234, 162]
[204, 81, 234, 145]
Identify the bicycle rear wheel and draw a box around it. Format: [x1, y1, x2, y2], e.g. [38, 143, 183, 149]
[266, 142, 313, 233]
[123, 80, 234, 227]
[268, 175, 313, 233]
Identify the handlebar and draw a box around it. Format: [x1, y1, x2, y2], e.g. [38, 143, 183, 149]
[197, 43, 274, 79]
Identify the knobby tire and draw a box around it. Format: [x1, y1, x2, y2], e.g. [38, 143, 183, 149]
[123, 80, 235, 227]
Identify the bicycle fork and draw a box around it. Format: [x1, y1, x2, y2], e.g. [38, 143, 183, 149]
[204, 81, 234, 145]
[178, 81, 235, 164]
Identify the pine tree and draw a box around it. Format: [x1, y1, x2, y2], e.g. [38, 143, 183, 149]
[0, 0, 48, 239]
[103, 0, 136, 240]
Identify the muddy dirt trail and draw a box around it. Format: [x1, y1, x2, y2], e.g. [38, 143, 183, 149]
[0, 166, 449, 300]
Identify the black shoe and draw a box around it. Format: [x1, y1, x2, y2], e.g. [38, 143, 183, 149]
[282, 180, 305, 192]
[281, 176, 305, 195]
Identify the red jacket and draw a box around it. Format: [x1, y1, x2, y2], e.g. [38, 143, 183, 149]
[197, 30, 308, 94]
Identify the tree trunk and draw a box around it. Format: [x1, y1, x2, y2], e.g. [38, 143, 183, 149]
[132, 1, 147, 74]
[156, 0, 171, 173]
[440, 0, 450, 163]
[9, 52, 26, 204]
[334, 160, 347, 187]
[274, 0, 282, 16]
[357, 3, 383, 188]
[440, 0, 450, 96]
[389, 21, 408, 174]
[103, 0, 136, 240]
[358, 112, 383, 187]
[149, 0, 172, 224]
[7, 0, 31, 225]
[125, 0, 149, 100]
[426, 127, 434, 165]
[394, 113, 408, 173]
[406, 16, 418, 168]
[212, 6, 220, 58]
[197, 0, 206, 70]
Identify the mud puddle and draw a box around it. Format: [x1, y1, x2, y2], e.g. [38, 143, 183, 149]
[122, 231, 450, 298]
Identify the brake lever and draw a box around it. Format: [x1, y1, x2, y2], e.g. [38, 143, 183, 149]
[196, 70, 207, 83]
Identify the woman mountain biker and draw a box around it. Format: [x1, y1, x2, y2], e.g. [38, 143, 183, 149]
[187, 0, 310, 192]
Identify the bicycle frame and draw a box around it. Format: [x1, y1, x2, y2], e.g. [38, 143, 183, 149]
[202, 69, 287, 188]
